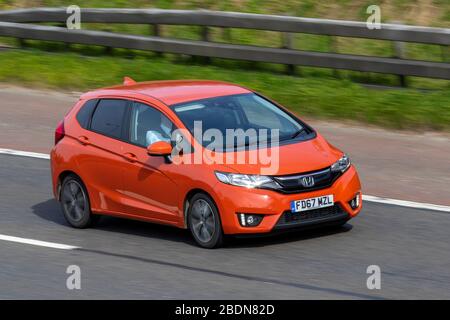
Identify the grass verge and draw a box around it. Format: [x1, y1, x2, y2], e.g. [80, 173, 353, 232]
[0, 49, 449, 131]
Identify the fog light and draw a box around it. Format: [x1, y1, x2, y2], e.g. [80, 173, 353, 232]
[237, 213, 263, 227]
[349, 193, 361, 210]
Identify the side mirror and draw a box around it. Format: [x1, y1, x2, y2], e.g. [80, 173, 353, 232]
[147, 141, 172, 156]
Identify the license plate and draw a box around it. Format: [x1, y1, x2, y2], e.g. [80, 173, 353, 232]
[290, 195, 334, 213]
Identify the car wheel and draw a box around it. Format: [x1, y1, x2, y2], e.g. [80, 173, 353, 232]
[60, 174, 99, 228]
[188, 193, 224, 249]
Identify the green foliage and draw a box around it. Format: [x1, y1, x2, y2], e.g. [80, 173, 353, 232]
[0, 1, 448, 131]
[0, 49, 448, 131]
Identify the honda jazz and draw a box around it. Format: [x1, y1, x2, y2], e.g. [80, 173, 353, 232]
[50, 78, 362, 248]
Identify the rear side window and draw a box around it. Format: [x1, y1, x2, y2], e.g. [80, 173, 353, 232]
[76, 99, 97, 129]
[90, 99, 128, 139]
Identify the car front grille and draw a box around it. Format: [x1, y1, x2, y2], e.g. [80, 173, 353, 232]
[272, 167, 341, 194]
[274, 204, 349, 230]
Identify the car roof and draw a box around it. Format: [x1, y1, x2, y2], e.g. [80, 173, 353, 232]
[81, 80, 251, 106]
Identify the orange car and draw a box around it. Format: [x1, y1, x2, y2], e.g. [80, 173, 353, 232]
[50, 78, 362, 248]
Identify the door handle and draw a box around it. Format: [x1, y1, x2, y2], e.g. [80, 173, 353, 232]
[77, 136, 91, 145]
[123, 152, 138, 162]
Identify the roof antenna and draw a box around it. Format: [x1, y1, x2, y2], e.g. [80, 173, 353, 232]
[123, 76, 137, 85]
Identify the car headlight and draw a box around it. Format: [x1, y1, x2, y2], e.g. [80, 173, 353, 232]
[215, 171, 280, 189]
[331, 154, 351, 173]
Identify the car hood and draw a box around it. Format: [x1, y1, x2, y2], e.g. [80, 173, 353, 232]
[207, 133, 343, 176]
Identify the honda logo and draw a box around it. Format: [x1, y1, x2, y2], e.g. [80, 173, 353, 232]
[300, 176, 315, 187]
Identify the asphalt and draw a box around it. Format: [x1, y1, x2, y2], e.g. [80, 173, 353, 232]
[0, 154, 449, 299]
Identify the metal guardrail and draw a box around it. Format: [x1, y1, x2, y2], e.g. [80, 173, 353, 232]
[0, 8, 449, 80]
[1, 8, 449, 45]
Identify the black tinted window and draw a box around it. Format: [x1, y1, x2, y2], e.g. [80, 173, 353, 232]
[91, 99, 128, 139]
[76, 99, 97, 129]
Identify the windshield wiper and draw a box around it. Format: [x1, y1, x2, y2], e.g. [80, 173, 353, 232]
[290, 128, 307, 140]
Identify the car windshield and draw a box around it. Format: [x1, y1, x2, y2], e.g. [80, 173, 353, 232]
[171, 93, 312, 151]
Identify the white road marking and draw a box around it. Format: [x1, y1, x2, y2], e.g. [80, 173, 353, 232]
[1, 148, 450, 213]
[363, 195, 450, 213]
[0, 234, 79, 250]
[0, 148, 50, 159]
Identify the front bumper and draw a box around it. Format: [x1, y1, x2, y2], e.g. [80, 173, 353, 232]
[273, 204, 350, 231]
[213, 165, 362, 234]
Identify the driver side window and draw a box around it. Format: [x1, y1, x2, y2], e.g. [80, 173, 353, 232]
[129, 102, 174, 147]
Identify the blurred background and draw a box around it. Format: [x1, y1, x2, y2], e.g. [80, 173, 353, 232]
[0, 0, 449, 131]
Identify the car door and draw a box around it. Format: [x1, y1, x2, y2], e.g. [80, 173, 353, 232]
[120, 100, 180, 223]
[75, 98, 130, 215]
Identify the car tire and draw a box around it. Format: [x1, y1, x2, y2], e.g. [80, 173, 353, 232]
[60, 174, 99, 228]
[188, 193, 224, 249]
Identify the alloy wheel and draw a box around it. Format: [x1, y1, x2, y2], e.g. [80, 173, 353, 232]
[62, 180, 87, 222]
[190, 199, 216, 243]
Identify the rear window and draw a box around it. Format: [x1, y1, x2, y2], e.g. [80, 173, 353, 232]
[76, 99, 97, 129]
[90, 99, 128, 139]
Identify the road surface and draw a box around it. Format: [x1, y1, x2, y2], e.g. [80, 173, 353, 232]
[1, 154, 449, 299]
